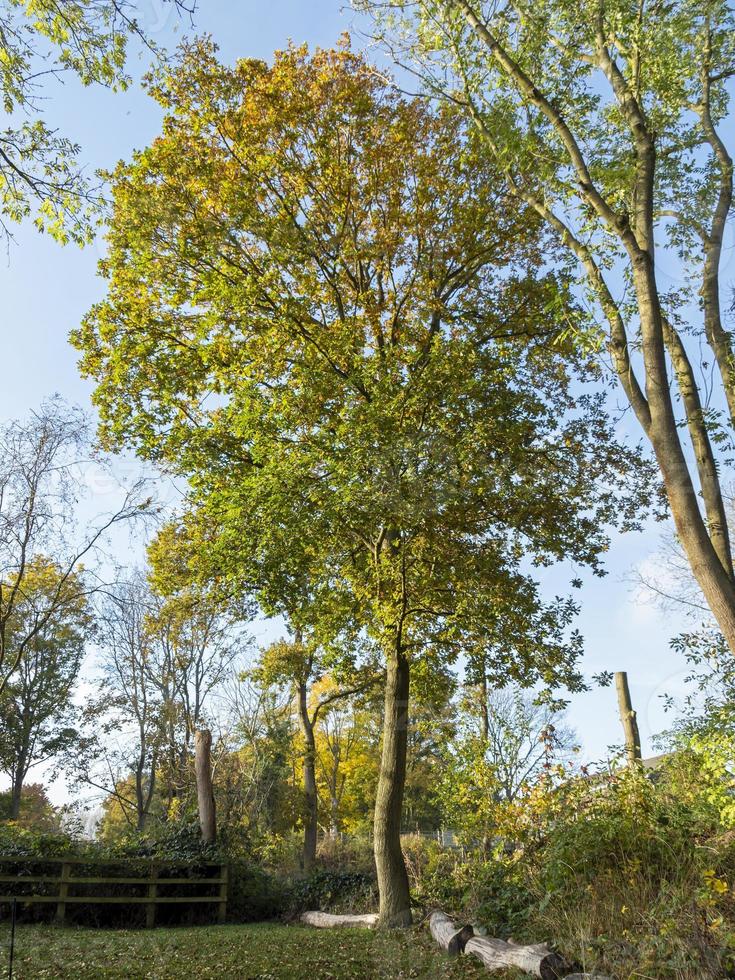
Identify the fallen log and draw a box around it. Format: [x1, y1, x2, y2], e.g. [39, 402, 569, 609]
[428, 911, 474, 956]
[464, 935, 568, 979]
[300, 911, 378, 929]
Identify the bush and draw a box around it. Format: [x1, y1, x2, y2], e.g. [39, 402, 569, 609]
[315, 834, 375, 875]
[518, 759, 735, 978]
[226, 861, 287, 921]
[428, 756, 735, 978]
[0, 820, 286, 927]
[284, 868, 377, 918]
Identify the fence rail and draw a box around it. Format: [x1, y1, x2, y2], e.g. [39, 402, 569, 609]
[0, 856, 228, 927]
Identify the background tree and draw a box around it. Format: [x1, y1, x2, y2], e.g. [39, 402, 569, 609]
[76, 569, 243, 831]
[460, 683, 577, 802]
[253, 632, 378, 869]
[0, 782, 61, 830]
[73, 41, 651, 925]
[358, 0, 735, 654]
[146, 590, 244, 814]
[315, 700, 380, 838]
[83, 571, 164, 832]
[403, 696, 457, 831]
[216, 675, 301, 849]
[0, 399, 149, 695]
[0, 559, 91, 819]
[0, 0, 194, 243]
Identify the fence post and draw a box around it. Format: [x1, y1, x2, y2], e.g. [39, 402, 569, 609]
[146, 864, 157, 929]
[55, 862, 70, 924]
[217, 864, 228, 925]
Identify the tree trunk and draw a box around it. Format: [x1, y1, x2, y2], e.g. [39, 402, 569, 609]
[330, 795, 339, 838]
[195, 728, 216, 843]
[476, 668, 494, 855]
[615, 671, 641, 765]
[135, 756, 148, 832]
[298, 681, 318, 870]
[9, 774, 23, 820]
[479, 668, 490, 744]
[464, 936, 568, 978]
[455, 0, 735, 656]
[300, 911, 378, 928]
[630, 259, 735, 650]
[373, 642, 412, 927]
[428, 911, 474, 956]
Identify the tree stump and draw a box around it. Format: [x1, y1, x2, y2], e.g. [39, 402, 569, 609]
[195, 729, 216, 843]
[464, 935, 568, 978]
[428, 910, 474, 956]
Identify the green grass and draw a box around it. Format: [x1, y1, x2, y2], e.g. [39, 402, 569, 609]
[0, 922, 499, 979]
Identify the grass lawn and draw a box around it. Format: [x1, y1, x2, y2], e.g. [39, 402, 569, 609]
[0, 922, 508, 979]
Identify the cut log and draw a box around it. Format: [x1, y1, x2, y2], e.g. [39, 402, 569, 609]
[563, 975, 613, 979]
[464, 935, 568, 979]
[428, 910, 474, 956]
[300, 911, 378, 929]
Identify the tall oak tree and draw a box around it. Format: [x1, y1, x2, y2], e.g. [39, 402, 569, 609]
[74, 41, 649, 924]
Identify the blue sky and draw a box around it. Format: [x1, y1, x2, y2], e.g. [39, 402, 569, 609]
[0, 0, 700, 798]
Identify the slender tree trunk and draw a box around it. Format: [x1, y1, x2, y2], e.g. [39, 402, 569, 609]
[615, 671, 642, 765]
[135, 756, 147, 832]
[454, 3, 735, 654]
[633, 263, 735, 651]
[374, 641, 412, 927]
[330, 796, 339, 838]
[9, 774, 23, 820]
[479, 669, 490, 744]
[195, 728, 216, 843]
[478, 669, 491, 855]
[298, 682, 318, 870]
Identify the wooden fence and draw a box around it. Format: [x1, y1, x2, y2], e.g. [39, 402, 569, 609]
[0, 856, 228, 927]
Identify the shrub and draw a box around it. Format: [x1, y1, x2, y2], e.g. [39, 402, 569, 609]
[495, 758, 735, 978]
[226, 861, 287, 922]
[284, 869, 377, 918]
[0, 820, 285, 927]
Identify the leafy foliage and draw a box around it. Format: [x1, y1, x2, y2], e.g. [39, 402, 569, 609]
[75, 38, 651, 702]
[0, 559, 90, 816]
[0, 0, 195, 243]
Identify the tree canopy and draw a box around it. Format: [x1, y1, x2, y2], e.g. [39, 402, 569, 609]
[357, 0, 735, 653]
[0, 0, 195, 243]
[74, 38, 651, 924]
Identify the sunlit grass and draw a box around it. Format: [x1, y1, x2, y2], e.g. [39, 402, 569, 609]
[0, 921, 505, 979]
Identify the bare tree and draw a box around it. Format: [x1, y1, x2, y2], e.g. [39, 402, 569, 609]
[149, 592, 246, 812]
[76, 571, 245, 831]
[87, 572, 164, 832]
[0, 400, 150, 695]
[463, 684, 578, 801]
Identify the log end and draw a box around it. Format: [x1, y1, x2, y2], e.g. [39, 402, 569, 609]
[428, 910, 474, 956]
[447, 923, 475, 956]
